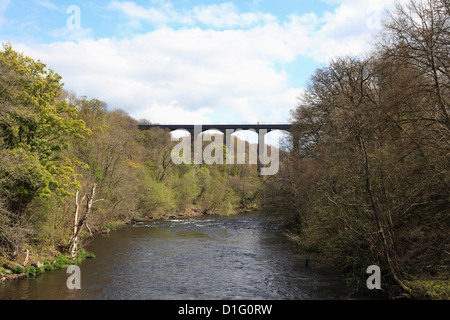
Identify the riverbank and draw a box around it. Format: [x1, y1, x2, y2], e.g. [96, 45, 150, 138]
[279, 217, 449, 300]
[0, 248, 95, 282]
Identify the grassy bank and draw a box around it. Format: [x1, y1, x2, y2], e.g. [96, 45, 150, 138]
[1, 247, 95, 281]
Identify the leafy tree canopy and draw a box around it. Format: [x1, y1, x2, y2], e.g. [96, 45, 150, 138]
[0, 44, 89, 202]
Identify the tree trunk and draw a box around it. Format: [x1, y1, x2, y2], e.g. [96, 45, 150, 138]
[69, 184, 97, 258]
[359, 135, 412, 294]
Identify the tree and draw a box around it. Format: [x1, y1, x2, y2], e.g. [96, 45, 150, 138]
[69, 183, 101, 258]
[379, 0, 450, 131]
[270, 1, 449, 296]
[0, 44, 88, 212]
[0, 44, 88, 258]
[135, 127, 175, 182]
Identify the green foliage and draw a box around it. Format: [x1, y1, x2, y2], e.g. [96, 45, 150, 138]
[405, 280, 450, 300]
[139, 177, 176, 217]
[25, 265, 44, 278]
[43, 262, 54, 271]
[52, 254, 74, 269]
[75, 248, 95, 260]
[101, 221, 124, 231]
[50, 250, 95, 269]
[0, 44, 89, 209]
[170, 168, 201, 211]
[11, 265, 24, 274]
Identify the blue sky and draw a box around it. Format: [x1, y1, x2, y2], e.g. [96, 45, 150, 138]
[1, 1, 335, 41]
[0, 0, 401, 125]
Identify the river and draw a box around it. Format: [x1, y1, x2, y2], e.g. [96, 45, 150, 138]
[0, 212, 372, 300]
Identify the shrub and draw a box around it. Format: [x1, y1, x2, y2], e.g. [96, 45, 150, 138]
[11, 265, 25, 274]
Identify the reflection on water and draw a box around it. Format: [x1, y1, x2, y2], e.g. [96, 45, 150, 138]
[0, 212, 373, 300]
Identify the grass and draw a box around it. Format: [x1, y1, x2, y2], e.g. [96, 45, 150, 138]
[405, 279, 450, 300]
[2, 247, 95, 279]
[101, 221, 125, 231]
[51, 249, 95, 270]
[25, 265, 45, 277]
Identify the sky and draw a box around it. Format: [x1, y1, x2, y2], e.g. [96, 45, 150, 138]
[0, 0, 404, 125]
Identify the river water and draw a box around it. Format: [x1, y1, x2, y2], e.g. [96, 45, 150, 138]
[0, 212, 372, 300]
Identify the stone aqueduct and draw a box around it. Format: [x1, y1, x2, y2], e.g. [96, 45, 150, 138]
[138, 123, 299, 151]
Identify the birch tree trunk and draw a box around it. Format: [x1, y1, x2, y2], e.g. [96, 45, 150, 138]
[69, 184, 97, 258]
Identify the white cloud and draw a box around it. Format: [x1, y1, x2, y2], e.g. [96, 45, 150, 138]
[108, 1, 275, 29]
[7, 0, 402, 124]
[108, 0, 179, 25]
[50, 27, 93, 41]
[289, 0, 409, 62]
[35, 0, 59, 11]
[192, 2, 276, 28]
[135, 103, 213, 124]
[12, 24, 301, 124]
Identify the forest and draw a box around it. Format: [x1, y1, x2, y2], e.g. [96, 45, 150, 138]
[0, 0, 448, 299]
[264, 0, 449, 299]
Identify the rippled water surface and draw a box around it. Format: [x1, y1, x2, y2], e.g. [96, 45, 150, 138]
[0, 212, 370, 300]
